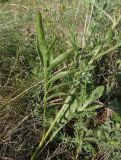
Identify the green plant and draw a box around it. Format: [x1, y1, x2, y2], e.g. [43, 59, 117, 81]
[1, 1, 121, 160]
[31, 1, 121, 158]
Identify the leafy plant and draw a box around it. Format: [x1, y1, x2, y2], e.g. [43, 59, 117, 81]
[1, 1, 121, 160]
[31, 2, 121, 157]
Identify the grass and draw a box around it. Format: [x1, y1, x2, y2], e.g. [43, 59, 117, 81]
[0, 0, 121, 160]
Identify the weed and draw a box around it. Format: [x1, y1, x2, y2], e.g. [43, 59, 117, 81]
[1, 1, 121, 160]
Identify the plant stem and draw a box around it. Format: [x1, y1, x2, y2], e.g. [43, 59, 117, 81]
[42, 67, 48, 137]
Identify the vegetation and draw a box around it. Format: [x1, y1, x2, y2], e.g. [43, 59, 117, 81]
[0, 0, 121, 160]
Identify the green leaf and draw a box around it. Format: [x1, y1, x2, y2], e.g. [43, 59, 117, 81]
[49, 48, 75, 70]
[37, 42, 43, 65]
[47, 38, 56, 65]
[106, 27, 113, 43]
[60, 99, 78, 122]
[84, 137, 99, 143]
[47, 92, 67, 101]
[95, 42, 121, 60]
[84, 105, 103, 112]
[47, 69, 78, 85]
[48, 81, 78, 93]
[35, 11, 48, 66]
[83, 86, 104, 108]
[48, 103, 62, 107]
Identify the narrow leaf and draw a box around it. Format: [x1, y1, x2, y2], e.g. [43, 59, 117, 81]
[48, 81, 78, 93]
[95, 42, 121, 60]
[47, 92, 67, 101]
[37, 42, 43, 64]
[48, 102, 62, 107]
[48, 69, 78, 85]
[82, 86, 104, 108]
[49, 48, 75, 70]
[84, 105, 103, 112]
[47, 38, 56, 65]
[35, 11, 48, 66]
[106, 27, 113, 43]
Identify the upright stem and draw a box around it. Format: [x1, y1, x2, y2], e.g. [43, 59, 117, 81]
[42, 68, 48, 137]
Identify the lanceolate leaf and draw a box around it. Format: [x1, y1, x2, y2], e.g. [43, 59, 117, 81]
[35, 11, 48, 66]
[49, 48, 75, 70]
[37, 42, 43, 65]
[84, 105, 103, 112]
[47, 92, 67, 101]
[79, 86, 104, 111]
[47, 38, 56, 65]
[48, 81, 78, 93]
[60, 99, 78, 123]
[48, 102, 62, 107]
[47, 69, 78, 85]
[95, 42, 121, 60]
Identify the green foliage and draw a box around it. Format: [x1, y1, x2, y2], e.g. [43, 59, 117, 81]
[31, 0, 121, 157]
[1, 1, 121, 160]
